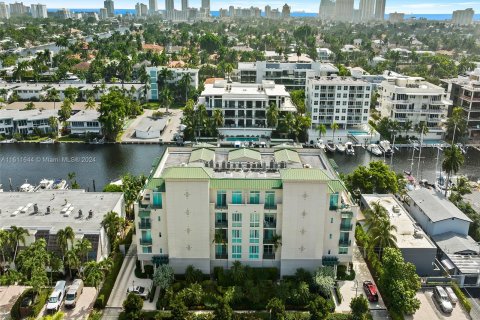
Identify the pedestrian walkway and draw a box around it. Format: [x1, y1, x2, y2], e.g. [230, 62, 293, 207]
[105, 243, 137, 309]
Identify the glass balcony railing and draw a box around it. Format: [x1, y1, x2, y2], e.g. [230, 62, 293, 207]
[215, 253, 228, 259]
[140, 238, 153, 245]
[263, 220, 277, 229]
[215, 203, 228, 209]
[138, 222, 152, 229]
[215, 220, 228, 228]
[340, 223, 353, 231]
[339, 239, 351, 247]
[263, 253, 275, 260]
[264, 203, 277, 210]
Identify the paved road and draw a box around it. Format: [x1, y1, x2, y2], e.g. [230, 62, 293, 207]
[406, 289, 470, 320]
[105, 244, 137, 309]
[36, 286, 97, 320]
[0, 286, 28, 319]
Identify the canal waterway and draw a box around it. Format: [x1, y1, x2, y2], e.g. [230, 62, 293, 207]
[1, 144, 480, 191]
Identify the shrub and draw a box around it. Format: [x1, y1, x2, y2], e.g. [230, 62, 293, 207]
[95, 252, 124, 309]
[325, 314, 353, 320]
[11, 288, 51, 320]
[94, 294, 105, 309]
[452, 282, 471, 313]
[333, 285, 342, 303]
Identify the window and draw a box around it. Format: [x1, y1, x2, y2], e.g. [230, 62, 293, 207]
[232, 212, 242, 227]
[249, 230, 259, 243]
[265, 191, 275, 208]
[250, 213, 260, 227]
[158, 216, 161, 221]
[339, 248, 348, 254]
[217, 190, 226, 207]
[249, 191, 260, 204]
[152, 192, 162, 208]
[329, 193, 339, 210]
[232, 245, 242, 259]
[232, 230, 242, 243]
[232, 191, 242, 204]
[331, 217, 334, 223]
[216, 212, 227, 226]
[329, 234, 332, 239]
[249, 245, 259, 259]
[142, 246, 152, 253]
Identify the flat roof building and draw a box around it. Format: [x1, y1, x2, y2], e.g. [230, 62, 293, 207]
[135, 147, 358, 276]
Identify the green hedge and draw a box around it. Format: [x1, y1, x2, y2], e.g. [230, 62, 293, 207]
[94, 252, 124, 309]
[11, 288, 51, 320]
[135, 260, 154, 279]
[452, 282, 471, 313]
[325, 314, 353, 320]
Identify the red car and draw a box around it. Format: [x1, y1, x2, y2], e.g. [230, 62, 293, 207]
[363, 280, 379, 302]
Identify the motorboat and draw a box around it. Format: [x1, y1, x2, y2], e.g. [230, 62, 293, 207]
[52, 179, 68, 190]
[455, 143, 467, 155]
[435, 173, 452, 193]
[379, 140, 393, 156]
[336, 142, 346, 153]
[0, 139, 17, 144]
[89, 137, 105, 145]
[19, 182, 35, 192]
[316, 139, 326, 150]
[326, 141, 336, 153]
[35, 179, 54, 191]
[345, 142, 355, 155]
[39, 138, 55, 144]
[367, 144, 383, 156]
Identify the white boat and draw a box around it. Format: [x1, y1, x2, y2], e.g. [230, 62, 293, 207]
[39, 138, 55, 144]
[52, 179, 68, 190]
[345, 142, 355, 155]
[326, 141, 336, 153]
[435, 173, 453, 193]
[0, 184, 3, 192]
[316, 139, 326, 150]
[19, 183, 35, 192]
[455, 143, 467, 155]
[0, 138, 17, 144]
[379, 140, 393, 156]
[89, 137, 105, 145]
[367, 144, 383, 156]
[35, 179, 54, 191]
[336, 143, 346, 153]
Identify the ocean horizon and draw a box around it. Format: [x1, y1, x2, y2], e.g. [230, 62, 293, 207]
[48, 9, 480, 21]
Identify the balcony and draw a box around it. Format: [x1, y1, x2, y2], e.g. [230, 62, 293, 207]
[215, 253, 228, 259]
[340, 223, 353, 231]
[138, 222, 152, 229]
[140, 238, 153, 245]
[339, 239, 351, 247]
[152, 254, 169, 266]
[263, 253, 275, 260]
[264, 204, 277, 210]
[215, 203, 228, 210]
[264, 220, 277, 229]
[215, 220, 228, 228]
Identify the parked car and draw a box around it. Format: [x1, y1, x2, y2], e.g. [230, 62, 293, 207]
[127, 286, 149, 299]
[433, 286, 453, 313]
[64, 279, 84, 308]
[444, 286, 458, 306]
[46, 280, 66, 313]
[363, 280, 379, 302]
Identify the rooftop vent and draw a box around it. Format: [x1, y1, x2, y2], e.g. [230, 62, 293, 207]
[88, 210, 93, 219]
[33, 203, 38, 214]
[46, 206, 51, 215]
[78, 209, 83, 218]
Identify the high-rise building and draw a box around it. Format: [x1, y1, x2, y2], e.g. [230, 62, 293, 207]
[452, 8, 474, 26]
[9, 2, 28, 16]
[359, 0, 375, 21]
[265, 5, 271, 18]
[99, 7, 108, 19]
[319, 0, 335, 20]
[389, 12, 404, 23]
[165, 0, 174, 12]
[57, 8, 71, 19]
[229, 6, 234, 17]
[149, 0, 158, 14]
[31, 4, 47, 19]
[135, 2, 148, 17]
[335, 0, 354, 22]
[282, 4, 290, 18]
[0, 2, 9, 19]
[201, 0, 210, 17]
[374, 0, 385, 20]
[104, 0, 114, 18]
[181, 0, 188, 12]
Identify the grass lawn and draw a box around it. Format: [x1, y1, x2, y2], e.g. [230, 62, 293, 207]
[142, 102, 161, 110]
[57, 136, 86, 143]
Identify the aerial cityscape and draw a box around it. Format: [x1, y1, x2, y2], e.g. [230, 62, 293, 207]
[0, 0, 479, 320]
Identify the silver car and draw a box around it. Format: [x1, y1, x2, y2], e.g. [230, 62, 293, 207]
[127, 286, 149, 299]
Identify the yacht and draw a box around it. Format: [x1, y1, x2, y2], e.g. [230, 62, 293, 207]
[325, 141, 336, 153]
[0, 139, 17, 144]
[19, 182, 35, 192]
[345, 142, 355, 155]
[35, 179, 54, 191]
[89, 137, 105, 145]
[316, 139, 326, 150]
[435, 173, 452, 193]
[336, 142, 346, 153]
[52, 179, 68, 190]
[367, 144, 383, 156]
[39, 138, 55, 144]
[379, 140, 393, 156]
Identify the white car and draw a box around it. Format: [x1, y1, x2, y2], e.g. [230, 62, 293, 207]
[127, 286, 149, 299]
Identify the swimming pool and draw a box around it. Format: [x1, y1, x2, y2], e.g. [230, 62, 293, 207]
[348, 130, 369, 136]
[423, 140, 446, 145]
[226, 137, 260, 142]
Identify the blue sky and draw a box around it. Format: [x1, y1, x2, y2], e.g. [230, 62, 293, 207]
[8, 0, 480, 14]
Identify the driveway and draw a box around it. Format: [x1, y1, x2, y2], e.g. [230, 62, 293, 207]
[406, 289, 470, 320]
[0, 285, 29, 319]
[36, 286, 97, 320]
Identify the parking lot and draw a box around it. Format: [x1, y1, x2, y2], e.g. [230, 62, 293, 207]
[0, 286, 29, 319]
[405, 289, 470, 320]
[37, 287, 97, 320]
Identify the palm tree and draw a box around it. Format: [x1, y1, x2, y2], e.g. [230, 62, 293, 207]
[195, 104, 208, 138]
[266, 103, 279, 128]
[316, 124, 327, 140]
[47, 88, 60, 110]
[284, 113, 295, 139]
[452, 176, 472, 197]
[65, 249, 80, 279]
[48, 116, 58, 135]
[10, 226, 29, 263]
[364, 201, 388, 231]
[0, 230, 11, 263]
[179, 73, 193, 103]
[157, 68, 173, 89]
[85, 97, 96, 110]
[442, 146, 465, 197]
[75, 238, 92, 262]
[331, 122, 340, 142]
[159, 87, 173, 114]
[370, 218, 397, 258]
[212, 108, 224, 128]
[272, 234, 282, 252]
[13, 61, 29, 82]
[403, 120, 412, 137]
[102, 211, 122, 251]
[83, 261, 104, 289]
[57, 227, 75, 257]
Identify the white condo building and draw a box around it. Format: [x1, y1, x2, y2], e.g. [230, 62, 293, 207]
[236, 61, 339, 91]
[379, 72, 451, 139]
[31, 3, 47, 19]
[334, 0, 354, 22]
[452, 8, 474, 26]
[135, 3, 148, 17]
[134, 147, 358, 276]
[0, 109, 57, 136]
[146, 67, 199, 101]
[319, 0, 335, 20]
[359, 0, 375, 22]
[0, 2, 9, 19]
[389, 12, 405, 23]
[306, 76, 372, 129]
[198, 80, 296, 137]
[149, 0, 158, 14]
[374, 0, 385, 20]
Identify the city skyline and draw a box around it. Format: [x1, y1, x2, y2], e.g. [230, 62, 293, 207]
[0, 0, 479, 14]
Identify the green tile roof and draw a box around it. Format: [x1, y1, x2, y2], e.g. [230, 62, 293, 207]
[162, 167, 213, 180]
[328, 180, 347, 193]
[146, 178, 165, 191]
[274, 149, 301, 163]
[211, 179, 282, 190]
[228, 148, 261, 162]
[189, 148, 215, 163]
[280, 168, 331, 181]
